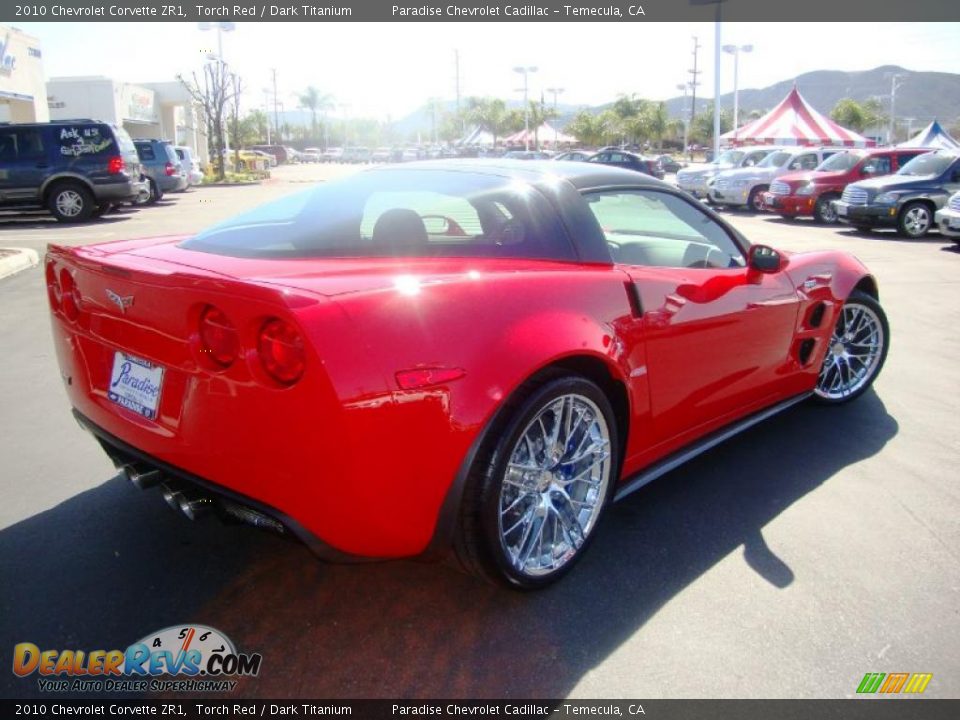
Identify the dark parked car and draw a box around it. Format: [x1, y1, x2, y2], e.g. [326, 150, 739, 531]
[134, 139, 187, 202]
[832, 150, 960, 238]
[655, 155, 685, 174]
[0, 119, 144, 222]
[587, 150, 665, 179]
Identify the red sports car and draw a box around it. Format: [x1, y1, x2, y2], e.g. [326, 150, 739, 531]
[46, 161, 889, 589]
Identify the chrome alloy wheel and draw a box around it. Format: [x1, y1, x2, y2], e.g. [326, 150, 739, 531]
[55, 190, 84, 218]
[498, 394, 612, 577]
[815, 302, 885, 401]
[902, 205, 931, 236]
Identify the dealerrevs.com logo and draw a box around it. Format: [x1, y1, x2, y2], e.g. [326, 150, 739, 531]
[12, 625, 262, 693]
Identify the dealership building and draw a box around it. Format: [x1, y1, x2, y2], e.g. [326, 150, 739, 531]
[0, 25, 49, 123]
[1, 24, 208, 164]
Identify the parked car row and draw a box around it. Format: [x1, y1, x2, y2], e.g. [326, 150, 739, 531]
[0, 120, 201, 223]
[674, 143, 960, 240]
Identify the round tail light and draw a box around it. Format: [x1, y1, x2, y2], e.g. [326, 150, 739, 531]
[46, 260, 61, 310]
[59, 268, 80, 321]
[257, 318, 305, 385]
[198, 306, 239, 367]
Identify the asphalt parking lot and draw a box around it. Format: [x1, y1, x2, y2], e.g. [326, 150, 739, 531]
[1, 163, 958, 700]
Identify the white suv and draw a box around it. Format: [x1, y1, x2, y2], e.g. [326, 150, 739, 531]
[676, 146, 779, 199]
[709, 147, 840, 211]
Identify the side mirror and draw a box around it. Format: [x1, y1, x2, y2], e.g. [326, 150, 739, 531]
[748, 245, 783, 274]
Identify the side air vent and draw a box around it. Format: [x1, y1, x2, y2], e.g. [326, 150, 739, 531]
[798, 339, 815, 365]
[809, 302, 826, 328]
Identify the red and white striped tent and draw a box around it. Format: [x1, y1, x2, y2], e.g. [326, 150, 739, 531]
[721, 87, 876, 148]
[504, 122, 577, 146]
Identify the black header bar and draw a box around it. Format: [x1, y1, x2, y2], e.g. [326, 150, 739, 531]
[0, 0, 958, 23]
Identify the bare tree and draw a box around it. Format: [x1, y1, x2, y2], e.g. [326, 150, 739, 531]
[178, 60, 238, 181]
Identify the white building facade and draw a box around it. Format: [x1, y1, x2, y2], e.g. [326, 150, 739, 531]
[0, 25, 49, 123]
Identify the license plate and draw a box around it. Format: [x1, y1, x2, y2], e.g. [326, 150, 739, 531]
[108, 351, 164, 420]
[836, 203, 847, 217]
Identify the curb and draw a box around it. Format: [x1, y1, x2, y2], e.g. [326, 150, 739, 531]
[0, 247, 40, 281]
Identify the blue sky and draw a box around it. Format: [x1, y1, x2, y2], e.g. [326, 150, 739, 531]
[15, 21, 960, 119]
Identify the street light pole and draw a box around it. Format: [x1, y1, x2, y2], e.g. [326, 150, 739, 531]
[546, 87, 565, 145]
[513, 65, 538, 151]
[676, 83, 689, 155]
[889, 74, 905, 144]
[722, 44, 752, 140]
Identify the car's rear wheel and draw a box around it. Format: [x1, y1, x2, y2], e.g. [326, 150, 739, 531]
[455, 375, 618, 589]
[897, 201, 933, 238]
[48, 182, 94, 223]
[813, 291, 889, 405]
[814, 194, 840, 224]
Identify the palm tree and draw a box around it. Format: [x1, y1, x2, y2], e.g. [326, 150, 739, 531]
[645, 102, 669, 151]
[299, 86, 335, 145]
[466, 97, 511, 147]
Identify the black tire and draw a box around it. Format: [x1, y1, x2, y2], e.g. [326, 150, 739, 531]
[748, 185, 768, 213]
[91, 202, 114, 218]
[454, 374, 620, 590]
[47, 182, 94, 223]
[897, 201, 933, 238]
[146, 179, 163, 204]
[813, 194, 840, 224]
[812, 290, 889, 406]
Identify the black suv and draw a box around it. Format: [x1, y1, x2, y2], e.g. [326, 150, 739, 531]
[587, 150, 666, 179]
[832, 150, 960, 238]
[0, 120, 145, 222]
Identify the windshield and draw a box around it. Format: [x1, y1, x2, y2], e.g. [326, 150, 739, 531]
[757, 151, 791, 168]
[898, 153, 955, 177]
[180, 169, 574, 261]
[817, 151, 864, 172]
[715, 150, 744, 165]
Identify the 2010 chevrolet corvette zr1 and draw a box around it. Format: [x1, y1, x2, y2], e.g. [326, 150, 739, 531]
[46, 161, 889, 589]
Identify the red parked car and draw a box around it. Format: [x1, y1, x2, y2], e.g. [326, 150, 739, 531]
[762, 148, 930, 223]
[46, 161, 889, 589]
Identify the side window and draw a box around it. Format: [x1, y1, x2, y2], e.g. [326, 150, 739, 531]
[743, 151, 766, 167]
[56, 125, 115, 158]
[585, 190, 746, 269]
[0, 129, 45, 161]
[868, 156, 891, 175]
[895, 154, 917, 169]
[788, 154, 818, 171]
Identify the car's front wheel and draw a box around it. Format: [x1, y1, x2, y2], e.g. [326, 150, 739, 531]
[814, 194, 840, 224]
[898, 201, 933, 238]
[455, 375, 618, 589]
[813, 291, 889, 405]
[748, 185, 768, 212]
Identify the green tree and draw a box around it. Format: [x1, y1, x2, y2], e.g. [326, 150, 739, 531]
[690, 103, 732, 145]
[830, 98, 869, 132]
[567, 110, 607, 146]
[466, 97, 513, 146]
[644, 102, 669, 150]
[298, 86, 335, 143]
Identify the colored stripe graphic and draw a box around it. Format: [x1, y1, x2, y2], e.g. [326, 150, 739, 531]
[857, 673, 885, 693]
[903, 673, 933, 694]
[879, 673, 909, 693]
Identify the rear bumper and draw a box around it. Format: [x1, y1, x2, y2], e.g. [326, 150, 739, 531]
[74, 410, 365, 562]
[833, 201, 899, 228]
[762, 193, 815, 217]
[92, 178, 145, 202]
[157, 175, 188, 192]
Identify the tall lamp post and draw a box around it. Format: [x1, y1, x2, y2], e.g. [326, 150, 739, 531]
[198, 22, 235, 153]
[722, 43, 752, 140]
[513, 65, 538, 151]
[546, 86, 565, 146]
[676, 83, 689, 155]
[889, 74, 905, 145]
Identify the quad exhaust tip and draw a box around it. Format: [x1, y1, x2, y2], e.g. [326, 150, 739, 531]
[122, 464, 163, 490]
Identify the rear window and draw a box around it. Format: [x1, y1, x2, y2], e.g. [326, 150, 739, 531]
[135, 143, 155, 161]
[898, 153, 955, 176]
[180, 169, 575, 261]
[56, 124, 117, 158]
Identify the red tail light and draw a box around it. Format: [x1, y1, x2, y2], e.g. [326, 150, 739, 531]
[164, 162, 177, 176]
[198, 306, 239, 367]
[257, 319, 305, 385]
[107, 156, 125, 174]
[46, 260, 61, 310]
[59, 268, 81, 321]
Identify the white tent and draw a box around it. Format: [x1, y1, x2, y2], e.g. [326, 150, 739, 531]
[897, 120, 960, 150]
[505, 122, 577, 146]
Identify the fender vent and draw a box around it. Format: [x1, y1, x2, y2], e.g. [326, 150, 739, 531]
[798, 339, 815, 366]
[809, 302, 826, 328]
